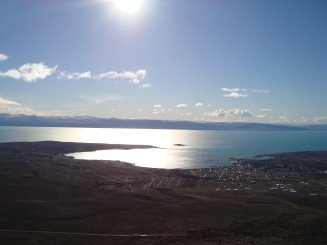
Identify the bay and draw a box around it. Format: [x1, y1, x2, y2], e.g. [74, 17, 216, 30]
[0, 126, 327, 168]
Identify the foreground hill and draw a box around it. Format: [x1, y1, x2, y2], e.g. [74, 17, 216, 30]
[0, 141, 326, 244]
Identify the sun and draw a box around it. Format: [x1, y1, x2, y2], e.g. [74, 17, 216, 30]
[112, 0, 143, 14]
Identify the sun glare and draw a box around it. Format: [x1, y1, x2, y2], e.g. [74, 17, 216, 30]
[112, 0, 143, 14]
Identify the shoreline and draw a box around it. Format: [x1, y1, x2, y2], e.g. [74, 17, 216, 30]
[0, 140, 157, 154]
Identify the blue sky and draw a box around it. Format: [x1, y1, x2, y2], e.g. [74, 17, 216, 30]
[0, 0, 327, 123]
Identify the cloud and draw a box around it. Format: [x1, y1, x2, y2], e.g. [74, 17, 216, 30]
[224, 92, 248, 98]
[176, 104, 187, 108]
[260, 108, 272, 112]
[222, 88, 269, 98]
[93, 69, 146, 84]
[308, 116, 327, 124]
[139, 83, 152, 88]
[0, 97, 21, 106]
[185, 112, 193, 116]
[222, 88, 240, 92]
[153, 104, 162, 108]
[0, 54, 9, 62]
[0, 96, 46, 115]
[195, 102, 204, 107]
[256, 114, 266, 118]
[0, 54, 147, 86]
[207, 109, 253, 118]
[59, 69, 147, 85]
[0, 63, 57, 82]
[0, 105, 35, 115]
[58, 71, 91, 80]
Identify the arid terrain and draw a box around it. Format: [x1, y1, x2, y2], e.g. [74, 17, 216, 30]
[0, 141, 326, 244]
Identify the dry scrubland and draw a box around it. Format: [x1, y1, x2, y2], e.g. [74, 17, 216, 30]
[0, 141, 326, 244]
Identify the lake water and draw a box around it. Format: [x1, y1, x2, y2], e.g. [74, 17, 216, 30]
[0, 126, 327, 169]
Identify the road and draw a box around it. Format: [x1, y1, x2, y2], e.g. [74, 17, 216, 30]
[0, 229, 186, 238]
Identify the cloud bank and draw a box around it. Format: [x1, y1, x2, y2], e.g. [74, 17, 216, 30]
[0, 55, 147, 85]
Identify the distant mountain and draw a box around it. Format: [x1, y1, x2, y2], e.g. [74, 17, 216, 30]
[0, 113, 325, 131]
[304, 124, 327, 130]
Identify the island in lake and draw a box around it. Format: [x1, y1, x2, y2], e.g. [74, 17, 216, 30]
[0, 141, 326, 244]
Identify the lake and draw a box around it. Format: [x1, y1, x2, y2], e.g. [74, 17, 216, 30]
[1, 126, 327, 168]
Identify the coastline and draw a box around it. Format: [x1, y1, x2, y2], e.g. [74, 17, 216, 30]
[0, 141, 326, 244]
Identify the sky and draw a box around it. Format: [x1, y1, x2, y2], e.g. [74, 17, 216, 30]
[0, 0, 327, 124]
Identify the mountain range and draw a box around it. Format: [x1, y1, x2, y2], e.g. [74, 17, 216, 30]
[0, 113, 326, 131]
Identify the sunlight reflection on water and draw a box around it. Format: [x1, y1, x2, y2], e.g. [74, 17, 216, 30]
[68, 148, 190, 169]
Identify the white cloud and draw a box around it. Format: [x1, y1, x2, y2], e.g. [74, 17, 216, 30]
[176, 104, 187, 108]
[0, 55, 147, 86]
[0, 97, 21, 106]
[256, 114, 266, 118]
[185, 112, 193, 116]
[195, 102, 204, 107]
[222, 88, 240, 92]
[224, 92, 248, 98]
[222, 88, 269, 98]
[0, 96, 47, 115]
[207, 109, 253, 118]
[58, 71, 91, 80]
[139, 83, 152, 88]
[0, 63, 57, 82]
[0, 54, 148, 86]
[309, 116, 327, 124]
[59, 69, 147, 85]
[93, 69, 146, 84]
[0, 105, 35, 115]
[0, 54, 9, 62]
[153, 104, 162, 108]
[260, 108, 272, 112]
[207, 104, 213, 107]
